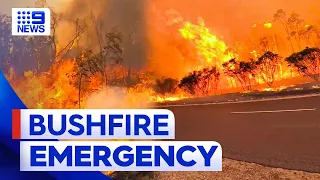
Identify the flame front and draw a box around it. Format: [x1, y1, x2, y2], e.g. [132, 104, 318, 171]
[7, 8, 316, 109]
[178, 18, 233, 68]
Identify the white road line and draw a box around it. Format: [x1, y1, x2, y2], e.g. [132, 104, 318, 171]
[153, 93, 320, 108]
[231, 108, 316, 114]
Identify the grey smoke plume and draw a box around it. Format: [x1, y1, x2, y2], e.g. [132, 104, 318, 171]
[56, 0, 320, 74]
[59, 0, 147, 70]
[85, 87, 153, 109]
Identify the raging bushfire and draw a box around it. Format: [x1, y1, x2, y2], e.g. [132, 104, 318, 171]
[178, 18, 233, 68]
[6, 7, 320, 110]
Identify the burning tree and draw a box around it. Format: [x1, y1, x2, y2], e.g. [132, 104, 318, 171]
[155, 78, 179, 95]
[223, 59, 256, 91]
[273, 9, 312, 53]
[286, 47, 320, 81]
[179, 66, 220, 96]
[104, 29, 124, 65]
[81, 29, 123, 89]
[66, 53, 92, 108]
[255, 51, 282, 87]
[273, 9, 294, 53]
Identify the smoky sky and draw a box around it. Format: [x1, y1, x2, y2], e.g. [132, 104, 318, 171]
[61, 0, 147, 70]
[58, 0, 320, 71]
[0, 0, 34, 14]
[149, 0, 320, 42]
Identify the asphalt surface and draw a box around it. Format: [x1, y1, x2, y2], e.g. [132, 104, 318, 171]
[159, 94, 320, 173]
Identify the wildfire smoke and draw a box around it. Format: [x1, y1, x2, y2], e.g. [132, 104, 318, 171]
[5, 0, 320, 109]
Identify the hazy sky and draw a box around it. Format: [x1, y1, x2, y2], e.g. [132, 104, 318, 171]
[2, 0, 320, 42]
[149, 0, 320, 42]
[0, 0, 62, 14]
[0, 0, 34, 14]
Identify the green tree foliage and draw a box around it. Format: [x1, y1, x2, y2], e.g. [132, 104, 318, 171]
[223, 59, 256, 91]
[286, 47, 320, 81]
[179, 66, 220, 96]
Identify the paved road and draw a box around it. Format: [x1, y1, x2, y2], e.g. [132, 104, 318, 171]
[159, 94, 320, 173]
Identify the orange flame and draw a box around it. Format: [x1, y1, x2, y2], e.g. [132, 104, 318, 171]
[178, 18, 234, 68]
[6, 9, 311, 109]
[264, 22, 272, 28]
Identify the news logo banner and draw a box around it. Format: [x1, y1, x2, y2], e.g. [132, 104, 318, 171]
[13, 109, 175, 139]
[12, 8, 51, 36]
[20, 141, 222, 171]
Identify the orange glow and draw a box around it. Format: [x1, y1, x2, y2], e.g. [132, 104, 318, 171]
[7, 6, 316, 109]
[178, 18, 234, 67]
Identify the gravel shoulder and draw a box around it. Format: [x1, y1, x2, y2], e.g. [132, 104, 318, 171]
[155, 159, 320, 180]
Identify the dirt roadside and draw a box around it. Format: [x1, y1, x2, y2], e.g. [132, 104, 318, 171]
[155, 158, 320, 180]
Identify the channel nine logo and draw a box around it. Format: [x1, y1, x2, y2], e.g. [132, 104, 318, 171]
[12, 8, 51, 36]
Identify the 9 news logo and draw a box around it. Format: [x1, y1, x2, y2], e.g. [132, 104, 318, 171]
[12, 8, 51, 36]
